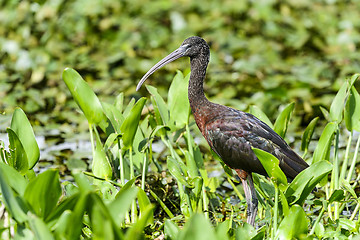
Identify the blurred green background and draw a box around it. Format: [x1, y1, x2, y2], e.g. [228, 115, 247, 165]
[1, 0, 360, 136]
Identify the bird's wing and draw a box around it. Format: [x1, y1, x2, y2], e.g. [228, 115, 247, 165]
[204, 110, 308, 179]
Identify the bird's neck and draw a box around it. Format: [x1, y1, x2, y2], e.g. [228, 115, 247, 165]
[188, 55, 209, 111]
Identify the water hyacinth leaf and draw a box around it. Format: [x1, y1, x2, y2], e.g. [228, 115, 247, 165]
[28, 214, 54, 240]
[178, 214, 217, 240]
[285, 160, 332, 205]
[120, 97, 146, 149]
[0, 166, 28, 223]
[167, 157, 192, 188]
[0, 162, 27, 195]
[146, 85, 169, 125]
[273, 102, 295, 138]
[92, 128, 112, 179]
[168, 71, 190, 129]
[10, 108, 39, 169]
[345, 86, 360, 132]
[329, 82, 347, 123]
[312, 122, 337, 164]
[301, 117, 319, 152]
[24, 169, 61, 219]
[62, 68, 106, 125]
[164, 219, 180, 239]
[137, 187, 154, 225]
[6, 128, 28, 175]
[276, 205, 308, 240]
[249, 105, 274, 129]
[252, 148, 287, 188]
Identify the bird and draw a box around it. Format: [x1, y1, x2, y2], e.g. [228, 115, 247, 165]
[136, 36, 309, 226]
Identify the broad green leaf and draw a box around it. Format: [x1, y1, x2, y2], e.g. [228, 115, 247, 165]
[53, 210, 72, 239]
[73, 172, 93, 193]
[249, 105, 273, 128]
[312, 122, 337, 164]
[273, 102, 295, 138]
[62, 68, 106, 125]
[328, 189, 345, 203]
[108, 187, 138, 226]
[46, 193, 81, 223]
[168, 71, 191, 129]
[167, 157, 192, 188]
[329, 82, 347, 123]
[348, 73, 360, 90]
[28, 213, 54, 240]
[120, 97, 146, 149]
[10, 108, 39, 169]
[0, 165, 28, 223]
[137, 187, 154, 225]
[24, 169, 61, 219]
[345, 86, 360, 131]
[102, 102, 124, 133]
[125, 204, 154, 240]
[235, 223, 257, 240]
[165, 219, 180, 240]
[285, 161, 332, 205]
[252, 148, 287, 188]
[6, 128, 28, 174]
[215, 220, 230, 240]
[301, 117, 319, 152]
[276, 205, 308, 240]
[338, 218, 357, 232]
[146, 85, 169, 125]
[178, 214, 217, 240]
[92, 127, 112, 179]
[65, 193, 89, 239]
[0, 162, 27, 195]
[279, 190, 289, 216]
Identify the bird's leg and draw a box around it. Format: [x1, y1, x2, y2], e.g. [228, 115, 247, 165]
[236, 169, 258, 226]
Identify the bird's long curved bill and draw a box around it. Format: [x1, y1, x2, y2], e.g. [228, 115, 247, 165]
[136, 45, 187, 91]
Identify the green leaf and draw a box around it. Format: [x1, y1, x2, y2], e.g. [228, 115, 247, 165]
[328, 189, 345, 203]
[345, 86, 360, 131]
[92, 127, 113, 179]
[168, 71, 191, 129]
[24, 169, 61, 219]
[273, 102, 295, 138]
[137, 187, 154, 225]
[146, 85, 169, 125]
[252, 148, 287, 188]
[120, 97, 146, 149]
[28, 213, 55, 240]
[102, 102, 124, 133]
[0, 165, 28, 223]
[285, 161, 332, 205]
[167, 157, 192, 188]
[62, 68, 106, 125]
[0, 162, 27, 195]
[312, 122, 337, 164]
[164, 219, 180, 239]
[10, 108, 39, 169]
[249, 105, 273, 128]
[125, 204, 154, 240]
[178, 214, 217, 240]
[6, 128, 28, 174]
[235, 223, 257, 240]
[276, 205, 308, 240]
[329, 82, 347, 123]
[301, 117, 319, 152]
[108, 187, 138, 226]
[349, 73, 360, 87]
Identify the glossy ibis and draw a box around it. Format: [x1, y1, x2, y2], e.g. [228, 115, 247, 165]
[136, 36, 308, 226]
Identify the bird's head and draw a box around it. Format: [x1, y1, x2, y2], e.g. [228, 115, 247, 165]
[136, 36, 209, 91]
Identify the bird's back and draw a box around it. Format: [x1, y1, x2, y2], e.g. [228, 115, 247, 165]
[193, 102, 308, 180]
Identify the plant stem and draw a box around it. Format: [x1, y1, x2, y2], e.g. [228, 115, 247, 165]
[272, 185, 279, 240]
[118, 139, 125, 185]
[346, 134, 360, 182]
[141, 153, 147, 190]
[333, 129, 340, 220]
[89, 123, 95, 158]
[202, 184, 209, 219]
[227, 177, 244, 201]
[185, 124, 198, 178]
[350, 202, 359, 221]
[340, 131, 352, 181]
[309, 205, 325, 235]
